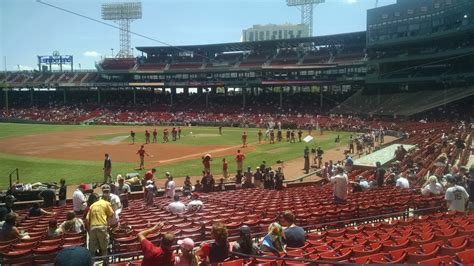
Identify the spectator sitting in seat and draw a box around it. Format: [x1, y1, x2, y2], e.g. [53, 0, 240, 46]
[395, 173, 410, 189]
[28, 202, 54, 217]
[194, 179, 203, 192]
[0, 213, 27, 241]
[47, 219, 62, 238]
[261, 222, 285, 254]
[232, 225, 260, 255]
[187, 193, 203, 212]
[421, 175, 444, 196]
[197, 222, 230, 264]
[279, 211, 305, 248]
[175, 238, 197, 266]
[60, 211, 85, 234]
[138, 222, 175, 266]
[352, 176, 369, 192]
[166, 194, 186, 215]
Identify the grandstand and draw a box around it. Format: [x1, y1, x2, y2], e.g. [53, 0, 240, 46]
[1, 0, 474, 265]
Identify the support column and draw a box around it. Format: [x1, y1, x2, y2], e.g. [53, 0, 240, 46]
[63, 88, 67, 103]
[279, 89, 283, 109]
[184, 88, 189, 95]
[205, 89, 209, 108]
[4, 89, 8, 113]
[132, 88, 136, 105]
[30, 88, 34, 106]
[97, 88, 101, 104]
[319, 87, 323, 113]
[242, 87, 246, 109]
[170, 89, 174, 107]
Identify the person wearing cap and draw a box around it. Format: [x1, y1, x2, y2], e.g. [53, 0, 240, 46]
[235, 149, 245, 172]
[145, 180, 155, 207]
[445, 175, 469, 212]
[164, 174, 176, 198]
[303, 146, 310, 174]
[253, 167, 263, 189]
[101, 184, 121, 228]
[85, 192, 114, 257]
[175, 238, 197, 266]
[138, 222, 175, 266]
[187, 193, 204, 212]
[72, 185, 87, 215]
[116, 176, 131, 209]
[421, 176, 444, 196]
[232, 225, 259, 255]
[329, 165, 348, 204]
[166, 194, 186, 215]
[103, 153, 112, 184]
[137, 145, 150, 170]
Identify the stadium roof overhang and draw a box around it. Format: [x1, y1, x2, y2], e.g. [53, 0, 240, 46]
[136, 31, 366, 55]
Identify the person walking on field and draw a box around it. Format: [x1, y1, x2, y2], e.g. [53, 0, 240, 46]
[235, 150, 245, 172]
[152, 129, 158, 143]
[130, 130, 136, 144]
[103, 153, 112, 184]
[137, 145, 151, 170]
[242, 131, 248, 148]
[258, 129, 263, 144]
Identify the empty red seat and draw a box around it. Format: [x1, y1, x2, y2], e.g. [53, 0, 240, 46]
[417, 255, 454, 265]
[456, 248, 474, 264]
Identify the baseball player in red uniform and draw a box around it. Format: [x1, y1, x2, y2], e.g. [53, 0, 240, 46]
[235, 149, 245, 172]
[137, 145, 151, 170]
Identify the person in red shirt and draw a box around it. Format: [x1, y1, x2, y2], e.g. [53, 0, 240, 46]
[137, 145, 150, 170]
[178, 127, 182, 139]
[222, 158, 228, 180]
[138, 222, 175, 266]
[202, 154, 212, 173]
[241, 131, 248, 148]
[145, 130, 151, 144]
[235, 149, 245, 172]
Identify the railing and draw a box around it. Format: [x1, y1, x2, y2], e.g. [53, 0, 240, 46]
[8, 168, 19, 189]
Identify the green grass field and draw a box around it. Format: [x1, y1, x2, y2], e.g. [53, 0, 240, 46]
[0, 123, 350, 187]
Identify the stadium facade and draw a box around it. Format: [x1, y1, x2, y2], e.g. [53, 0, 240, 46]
[1, 0, 473, 118]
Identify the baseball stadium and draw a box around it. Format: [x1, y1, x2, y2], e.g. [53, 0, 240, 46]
[0, 0, 474, 265]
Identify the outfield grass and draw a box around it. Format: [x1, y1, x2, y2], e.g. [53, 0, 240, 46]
[0, 123, 351, 187]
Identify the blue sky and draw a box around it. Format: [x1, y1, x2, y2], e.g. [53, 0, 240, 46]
[0, 0, 396, 71]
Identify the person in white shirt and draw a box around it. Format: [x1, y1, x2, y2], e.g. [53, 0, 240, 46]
[101, 184, 122, 227]
[421, 175, 444, 196]
[445, 176, 469, 212]
[167, 194, 186, 215]
[395, 176, 410, 189]
[164, 174, 176, 198]
[186, 193, 204, 212]
[329, 166, 348, 204]
[72, 185, 87, 214]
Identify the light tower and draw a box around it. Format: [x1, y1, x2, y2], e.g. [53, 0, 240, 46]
[286, 0, 325, 36]
[101, 1, 142, 58]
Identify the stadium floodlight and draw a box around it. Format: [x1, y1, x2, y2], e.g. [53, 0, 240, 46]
[286, 0, 325, 37]
[101, 1, 142, 58]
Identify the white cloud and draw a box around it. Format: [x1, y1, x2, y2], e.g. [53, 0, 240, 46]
[344, 0, 358, 4]
[83, 51, 101, 58]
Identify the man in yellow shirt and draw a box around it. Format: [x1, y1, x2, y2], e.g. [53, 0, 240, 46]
[86, 192, 114, 257]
